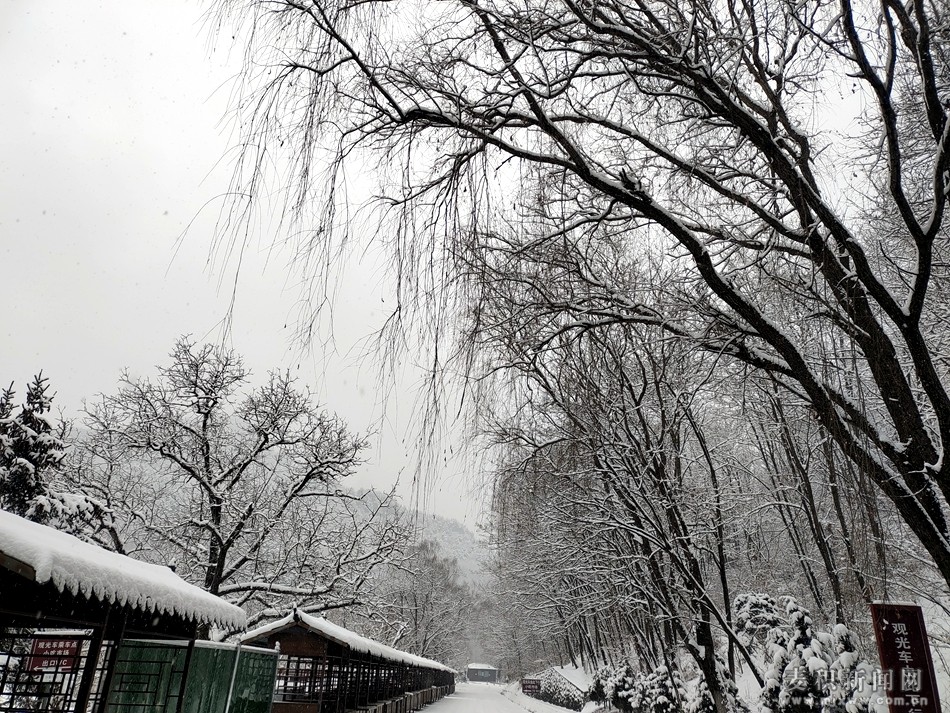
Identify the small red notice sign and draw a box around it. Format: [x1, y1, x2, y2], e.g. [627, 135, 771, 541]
[870, 602, 941, 713]
[521, 678, 541, 695]
[27, 637, 80, 673]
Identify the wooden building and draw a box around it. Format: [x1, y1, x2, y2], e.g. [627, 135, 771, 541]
[242, 610, 455, 713]
[0, 508, 250, 713]
[464, 663, 498, 683]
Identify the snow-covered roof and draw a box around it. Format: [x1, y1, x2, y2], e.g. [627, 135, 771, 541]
[0, 509, 246, 631]
[467, 662, 498, 670]
[549, 665, 592, 692]
[242, 610, 455, 673]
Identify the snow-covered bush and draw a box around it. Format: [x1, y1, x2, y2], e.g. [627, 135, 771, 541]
[687, 673, 717, 713]
[606, 664, 640, 713]
[762, 597, 874, 713]
[821, 625, 876, 713]
[763, 597, 826, 713]
[632, 665, 686, 713]
[588, 664, 687, 713]
[735, 593, 782, 651]
[589, 668, 609, 705]
[536, 668, 586, 711]
[687, 657, 749, 713]
[587, 664, 637, 712]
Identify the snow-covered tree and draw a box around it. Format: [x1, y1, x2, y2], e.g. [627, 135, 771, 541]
[68, 337, 406, 632]
[0, 374, 66, 518]
[689, 675, 718, 713]
[485, 324, 768, 708]
[589, 669, 609, 706]
[735, 593, 781, 652]
[204, 0, 950, 696]
[635, 665, 687, 713]
[762, 598, 874, 713]
[604, 664, 640, 713]
[589, 663, 688, 713]
[354, 538, 472, 667]
[212, 0, 950, 594]
[0, 374, 108, 534]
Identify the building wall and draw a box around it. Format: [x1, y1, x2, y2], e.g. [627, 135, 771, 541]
[466, 667, 498, 683]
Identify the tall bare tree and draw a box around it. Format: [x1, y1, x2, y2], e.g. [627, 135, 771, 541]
[213, 0, 950, 588]
[68, 337, 406, 632]
[485, 318, 769, 713]
[354, 538, 472, 666]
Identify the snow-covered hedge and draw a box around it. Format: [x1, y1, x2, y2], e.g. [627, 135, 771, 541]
[588, 664, 689, 713]
[531, 667, 586, 711]
[583, 596, 878, 713]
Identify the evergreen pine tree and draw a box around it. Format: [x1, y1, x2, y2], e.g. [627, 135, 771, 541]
[735, 593, 782, 652]
[638, 665, 686, 713]
[781, 598, 829, 713]
[823, 624, 872, 713]
[689, 674, 718, 713]
[589, 669, 609, 705]
[606, 664, 639, 713]
[0, 374, 65, 520]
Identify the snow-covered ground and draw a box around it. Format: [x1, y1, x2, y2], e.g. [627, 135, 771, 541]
[427, 683, 580, 712]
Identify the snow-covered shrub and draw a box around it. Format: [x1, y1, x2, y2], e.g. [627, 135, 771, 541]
[589, 668, 609, 705]
[687, 673, 717, 713]
[536, 668, 586, 711]
[734, 593, 781, 651]
[587, 664, 638, 712]
[632, 665, 686, 713]
[609, 664, 642, 713]
[762, 597, 825, 713]
[589, 664, 688, 713]
[762, 597, 874, 713]
[687, 658, 750, 713]
[821, 625, 875, 713]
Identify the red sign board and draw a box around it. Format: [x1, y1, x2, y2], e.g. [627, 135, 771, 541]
[27, 638, 80, 673]
[870, 603, 941, 713]
[521, 678, 541, 696]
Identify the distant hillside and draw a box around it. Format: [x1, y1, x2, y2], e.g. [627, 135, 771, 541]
[414, 511, 489, 586]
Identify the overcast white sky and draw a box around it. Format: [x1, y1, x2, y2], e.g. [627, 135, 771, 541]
[0, 1, 484, 525]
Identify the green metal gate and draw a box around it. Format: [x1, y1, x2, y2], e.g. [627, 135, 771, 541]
[105, 641, 276, 713]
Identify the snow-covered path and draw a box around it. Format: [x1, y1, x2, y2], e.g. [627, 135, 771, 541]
[426, 683, 528, 712]
[427, 683, 575, 713]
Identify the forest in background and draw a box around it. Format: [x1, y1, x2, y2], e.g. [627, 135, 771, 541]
[8, 0, 950, 707]
[0, 342, 487, 668]
[205, 0, 950, 707]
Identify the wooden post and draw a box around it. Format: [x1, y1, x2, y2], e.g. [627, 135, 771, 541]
[92, 608, 127, 713]
[175, 638, 197, 713]
[74, 627, 106, 713]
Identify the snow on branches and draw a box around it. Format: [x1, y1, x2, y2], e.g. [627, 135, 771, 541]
[0, 374, 66, 517]
[0, 374, 109, 536]
[69, 337, 405, 632]
[761, 598, 876, 713]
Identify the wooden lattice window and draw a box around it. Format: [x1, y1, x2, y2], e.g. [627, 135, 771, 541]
[274, 655, 326, 702]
